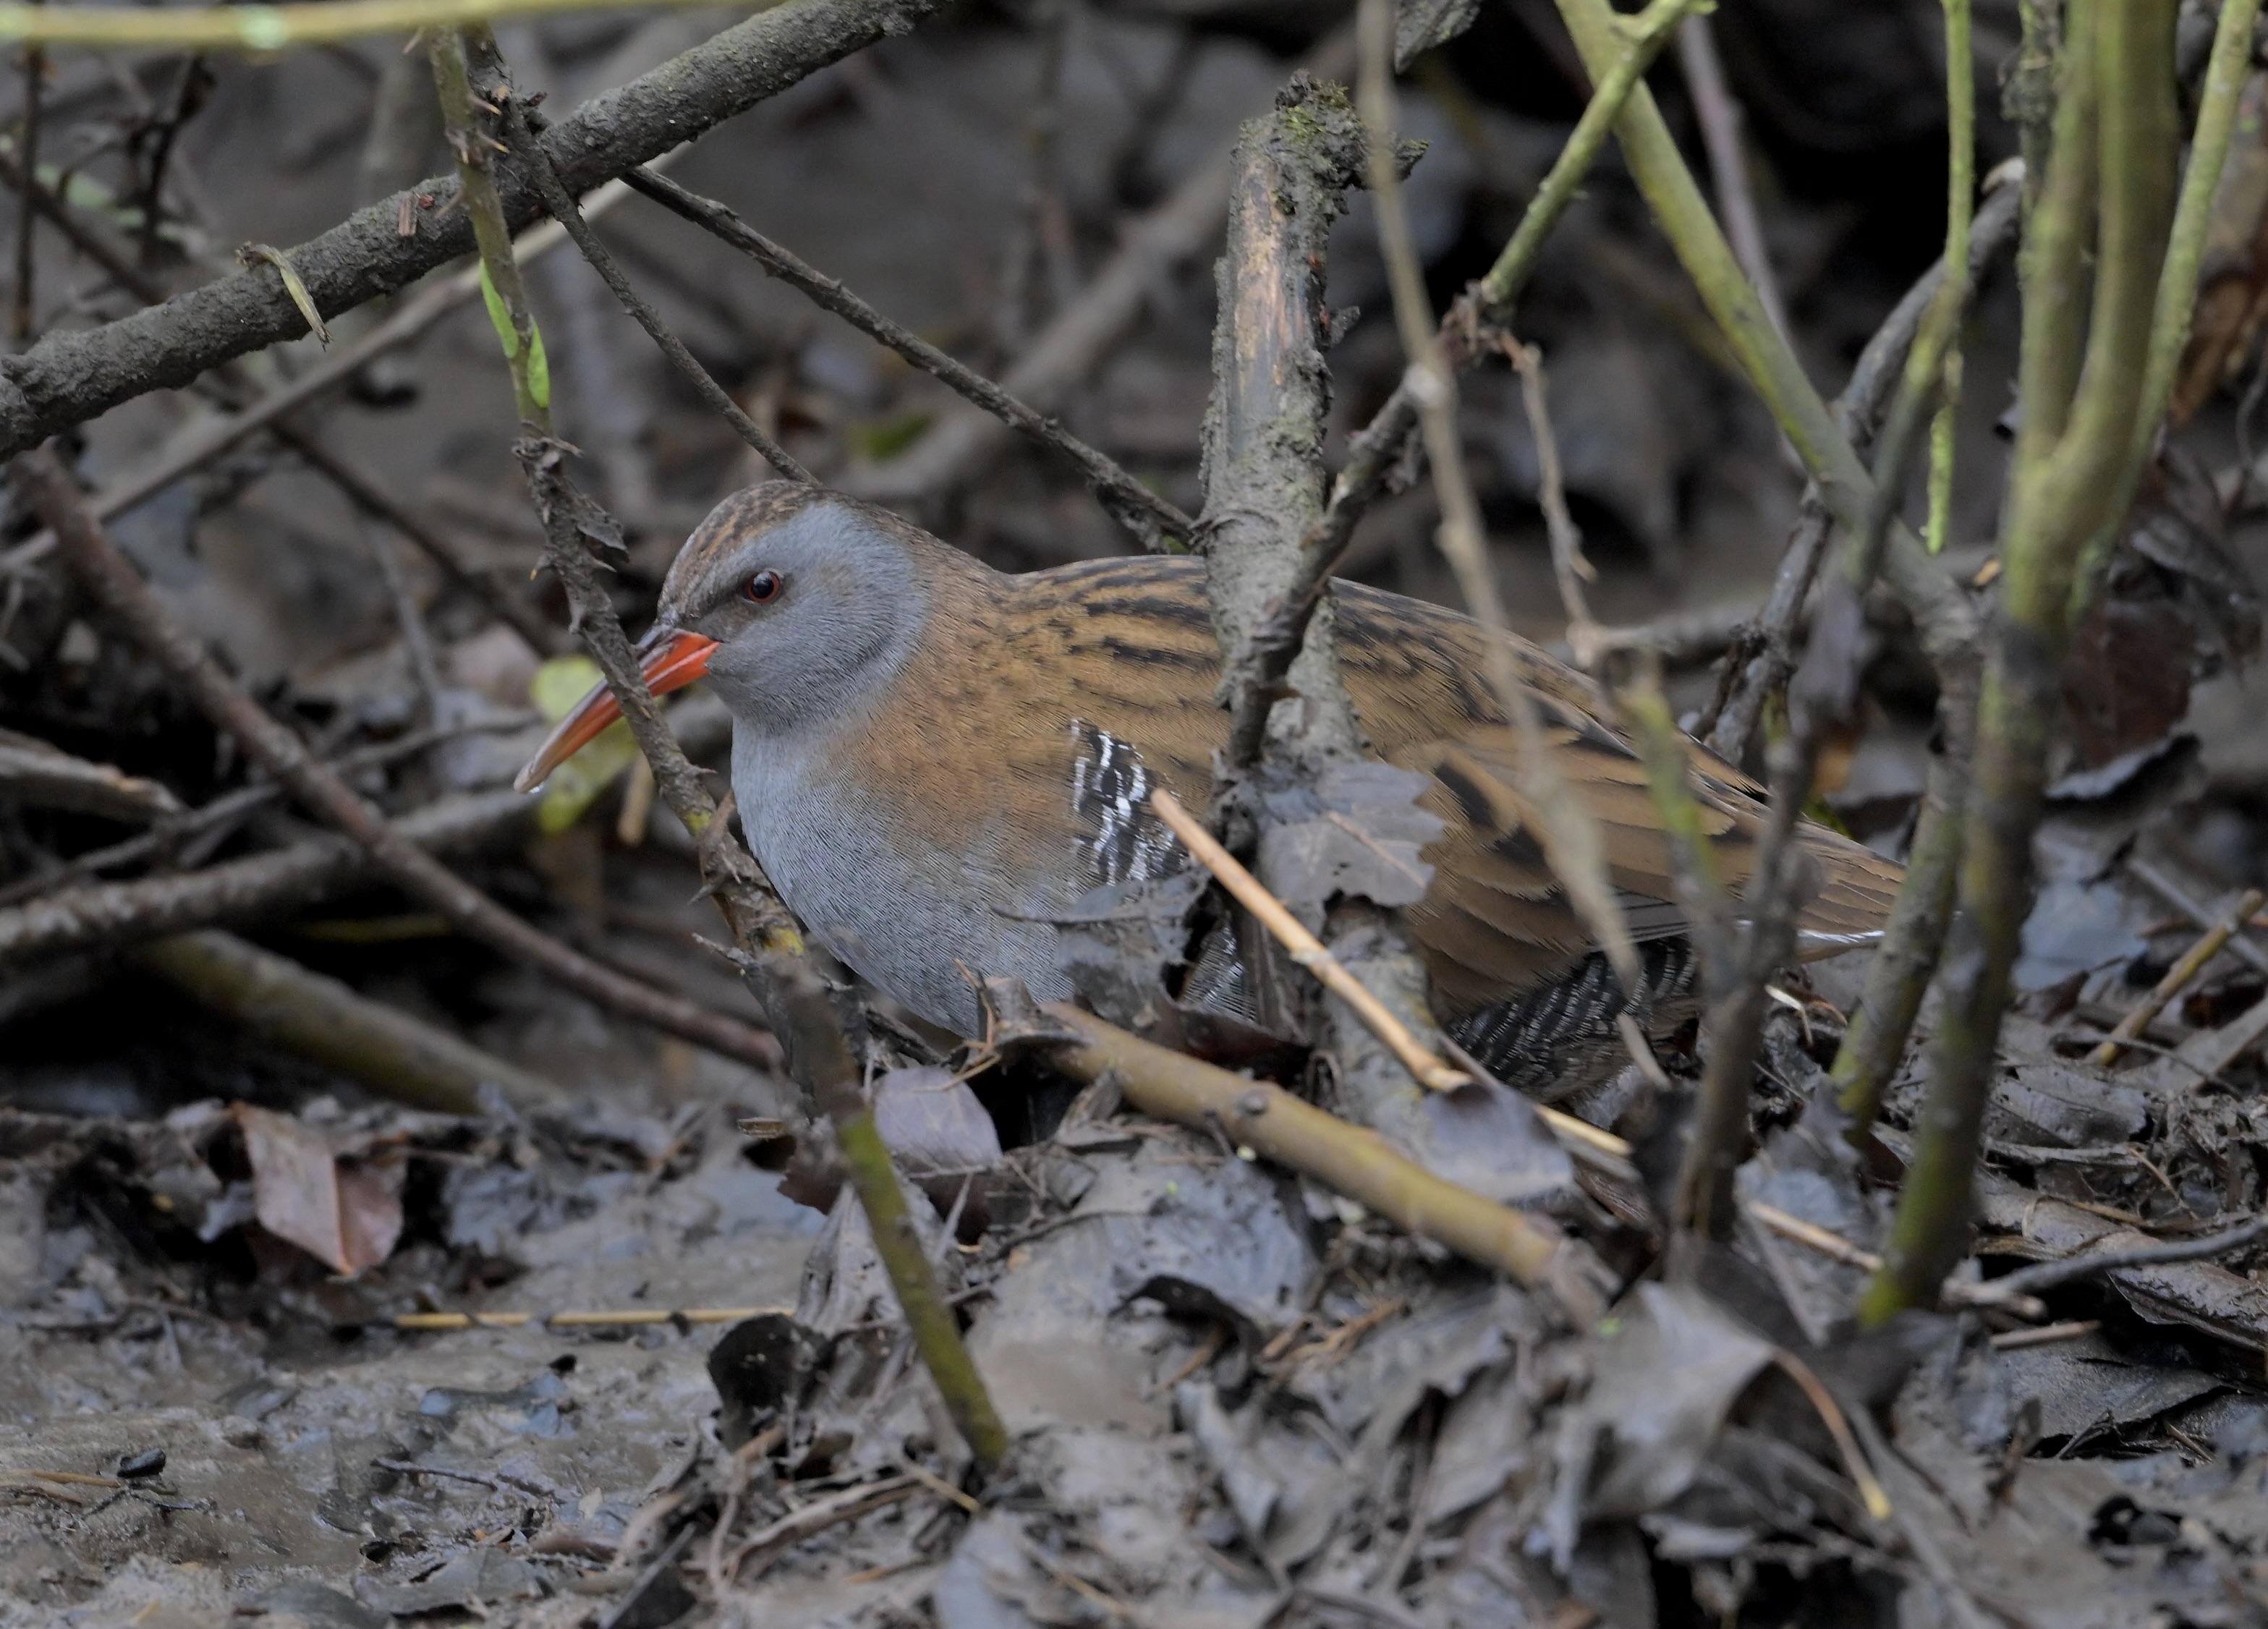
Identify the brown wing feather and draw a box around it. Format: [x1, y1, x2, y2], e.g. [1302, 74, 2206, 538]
[964, 557, 1900, 1021]
[1330, 577, 1903, 1016]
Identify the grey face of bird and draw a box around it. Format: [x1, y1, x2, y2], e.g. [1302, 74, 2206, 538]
[663, 500, 932, 742]
[514, 488, 937, 793]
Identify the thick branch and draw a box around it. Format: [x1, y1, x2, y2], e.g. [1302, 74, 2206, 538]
[0, 0, 947, 458]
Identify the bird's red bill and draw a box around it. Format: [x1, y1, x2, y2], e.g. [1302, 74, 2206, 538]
[512, 631, 719, 794]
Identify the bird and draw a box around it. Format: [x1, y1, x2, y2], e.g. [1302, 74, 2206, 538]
[518, 483, 1902, 1098]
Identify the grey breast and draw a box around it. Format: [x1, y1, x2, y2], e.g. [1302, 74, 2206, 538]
[729, 730, 1096, 1036]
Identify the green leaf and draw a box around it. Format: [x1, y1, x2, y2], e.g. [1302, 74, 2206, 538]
[847, 409, 933, 462]
[530, 656, 638, 833]
[526, 318, 551, 412]
[479, 260, 519, 360]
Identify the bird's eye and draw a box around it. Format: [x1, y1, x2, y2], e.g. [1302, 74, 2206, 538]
[743, 570, 784, 605]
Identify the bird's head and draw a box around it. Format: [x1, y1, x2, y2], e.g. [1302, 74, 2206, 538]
[513, 483, 942, 794]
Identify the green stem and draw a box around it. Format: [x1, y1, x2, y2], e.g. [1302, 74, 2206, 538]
[2069, 0, 2264, 613]
[1549, 0, 1978, 678]
[457, 29, 1006, 1470]
[0, 0, 693, 51]
[826, 1074, 1011, 1471]
[432, 25, 548, 430]
[1830, 716, 1969, 1131]
[1922, 0, 1973, 556]
[1864, 0, 2178, 1323]
[1473, 0, 1703, 317]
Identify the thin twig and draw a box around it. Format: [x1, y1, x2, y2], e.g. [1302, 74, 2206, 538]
[11, 447, 781, 1068]
[1988, 1319, 2099, 1351]
[1768, 1348, 1890, 1520]
[2092, 887, 2266, 1066]
[505, 106, 812, 483]
[995, 0, 1072, 349]
[0, 152, 669, 655]
[1150, 788, 1468, 1092]
[1276, 0, 1699, 694]
[0, 768, 541, 947]
[1356, 0, 1637, 1000]
[621, 166, 1192, 548]
[451, 25, 1005, 1473]
[373, 1459, 556, 1498]
[1990, 1213, 2268, 1300]
[1675, 12, 1788, 341]
[1506, 336, 1715, 1095]
[722, 1475, 925, 1586]
[0, 0, 950, 463]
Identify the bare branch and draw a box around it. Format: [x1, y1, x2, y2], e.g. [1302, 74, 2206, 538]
[0, 0, 951, 459]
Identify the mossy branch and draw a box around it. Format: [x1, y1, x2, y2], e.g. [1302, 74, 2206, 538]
[1922, 0, 1974, 556]
[2070, 0, 2265, 612]
[1864, 0, 2178, 1322]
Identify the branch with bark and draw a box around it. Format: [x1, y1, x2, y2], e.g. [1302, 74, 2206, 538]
[0, 0, 948, 459]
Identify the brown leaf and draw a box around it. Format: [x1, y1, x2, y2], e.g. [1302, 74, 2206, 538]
[2061, 596, 2194, 772]
[230, 1104, 404, 1276]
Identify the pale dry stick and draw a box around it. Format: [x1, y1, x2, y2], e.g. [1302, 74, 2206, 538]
[1355, 0, 1637, 1000]
[1150, 788, 1467, 1092]
[0, 161, 668, 582]
[1032, 999, 1605, 1327]
[2130, 859, 2268, 977]
[1988, 1319, 2100, 1351]
[1747, 1199, 1874, 1270]
[1154, 789, 1631, 1157]
[394, 1306, 789, 1330]
[1768, 1348, 1891, 1520]
[2091, 886, 2267, 1066]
